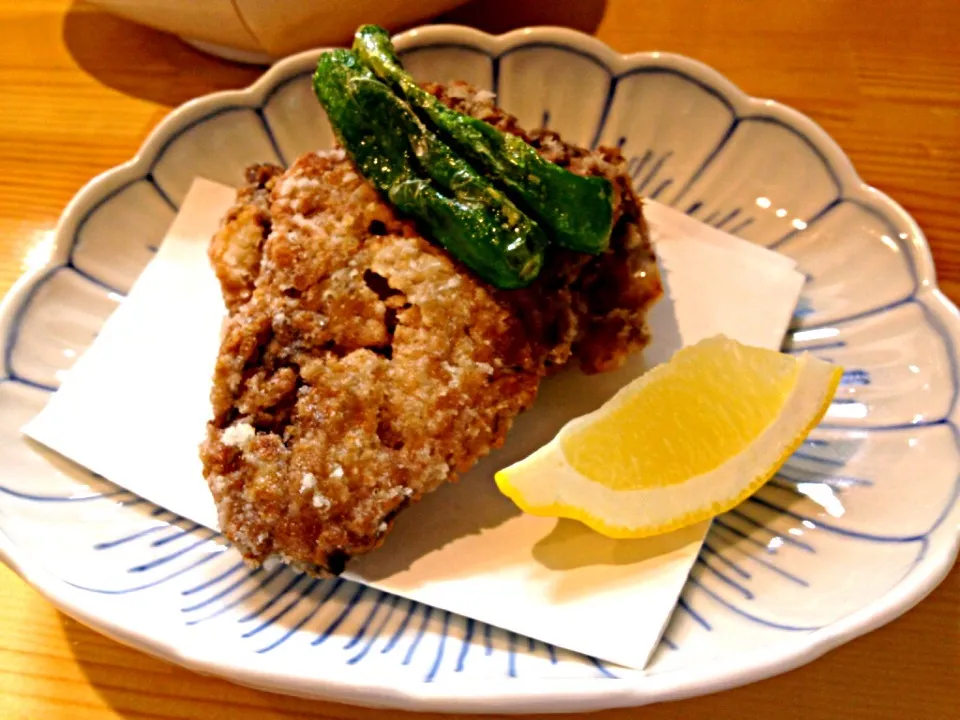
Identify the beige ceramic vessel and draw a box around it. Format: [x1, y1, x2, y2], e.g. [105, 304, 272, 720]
[87, 0, 468, 62]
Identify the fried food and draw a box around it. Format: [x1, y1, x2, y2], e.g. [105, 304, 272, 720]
[200, 84, 662, 575]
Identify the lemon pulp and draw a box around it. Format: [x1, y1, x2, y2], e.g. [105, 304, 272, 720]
[561, 337, 801, 489]
[496, 334, 843, 538]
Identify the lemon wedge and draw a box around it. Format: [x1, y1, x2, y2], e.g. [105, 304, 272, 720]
[495, 335, 842, 539]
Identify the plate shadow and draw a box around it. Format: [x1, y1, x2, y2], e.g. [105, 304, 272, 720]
[62, 0, 261, 108]
[437, 0, 608, 35]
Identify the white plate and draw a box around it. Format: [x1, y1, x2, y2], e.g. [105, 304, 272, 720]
[0, 25, 957, 714]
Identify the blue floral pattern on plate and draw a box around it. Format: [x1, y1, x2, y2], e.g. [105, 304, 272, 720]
[0, 26, 956, 714]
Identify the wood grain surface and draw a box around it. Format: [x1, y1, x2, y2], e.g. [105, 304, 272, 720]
[0, 0, 957, 718]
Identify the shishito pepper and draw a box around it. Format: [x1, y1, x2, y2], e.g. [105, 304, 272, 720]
[312, 49, 546, 289]
[353, 24, 615, 254]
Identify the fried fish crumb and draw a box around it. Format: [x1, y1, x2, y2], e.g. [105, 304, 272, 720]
[220, 422, 255, 448]
[200, 83, 662, 575]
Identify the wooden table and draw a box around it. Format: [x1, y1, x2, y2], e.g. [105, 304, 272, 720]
[0, 0, 957, 718]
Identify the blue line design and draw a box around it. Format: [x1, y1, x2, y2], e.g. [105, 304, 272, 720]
[256, 579, 344, 654]
[650, 178, 673, 199]
[68, 175, 175, 287]
[238, 573, 306, 623]
[727, 508, 817, 553]
[774, 199, 920, 314]
[343, 590, 389, 650]
[256, 107, 288, 167]
[507, 632, 518, 678]
[425, 611, 452, 682]
[1, 373, 58, 393]
[128, 534, 215, 573]
[145, 175, 179, 212]
[395, 43, 499, 97]
[403, 605, 434, 666]
[0, 486, 125, 503]
[589, 657, 618, 679]
[256, 605, 321, 653]
[660, 636, 679, 651]
[769, 197, 841, 251]
[70, 178, 140, 258]
[627, 151, 652, 180]
[243, 578, 321, 639]
[695, 557, 753, 598]
[717, 537, 810, 587]
[818, 418, 947, 432]
[715, 208, 741, 229]
[687, 576, 821, 632]
[637, 151, 673, 192]
[146, 106, 252, 177]
[348, 595, 399, 665]
[152, 523, 203, 546]
[916, 299, 960, 424]
[181, 560, 246, 596]
[785, 340, 846, 353]
[686, 201, 703, 215]
[701, 115, 843, 209]
[590, 76, 618, 148]
[94, 524, 167, 550]
[676, 597, 712, 631]
[713, 510, 813, 555]
[546, 644, 558, 664]
[381, 600, 417, 655]
[670, 118, 737, 206]
[66, 552, 221, 594]
[773, 473, 873, 491]
[65, 260, 126, 296]
[712, 517, 782, 555]
[260, 70, 312, 113]
[497, 41, 611, 77]
[182, 568, 263, 613]
[455, 618, 475, 672]
[803, 296, 918, 329]
[700, 541, 751, 578]
[484, 622, 494, 656]
[841, 369, 871, 386]
[777, 463, 874, 487]
[3, 266, 65, 391]
[613, 67, 735, 202]
[747, 495, 928, 544]
[789, 450, 847, 468]
[311, 583, 366, 646]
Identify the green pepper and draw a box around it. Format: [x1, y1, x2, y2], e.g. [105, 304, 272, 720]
[313, 50, 546, 289]
[353, 24, 615, 254]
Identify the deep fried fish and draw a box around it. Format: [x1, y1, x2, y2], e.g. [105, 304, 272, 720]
[200, 84, 662, 574]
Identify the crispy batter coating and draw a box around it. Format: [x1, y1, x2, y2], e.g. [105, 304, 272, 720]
[208, 166, 276, 312]
[200, 84, 662, 574]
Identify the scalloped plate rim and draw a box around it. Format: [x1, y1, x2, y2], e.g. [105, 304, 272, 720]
[0, 24, 957, 713]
